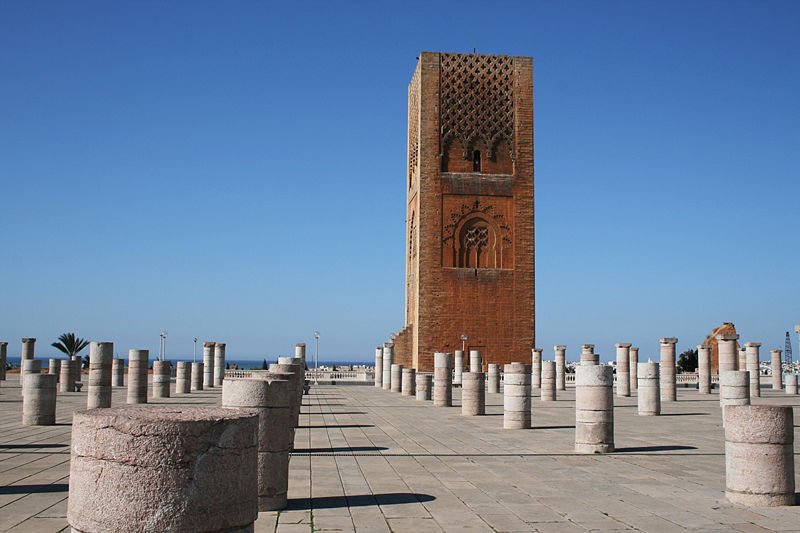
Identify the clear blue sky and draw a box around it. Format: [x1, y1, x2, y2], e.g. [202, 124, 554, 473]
[1, 1, 798, 362]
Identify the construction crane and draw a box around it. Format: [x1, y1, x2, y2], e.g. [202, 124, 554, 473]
[786, 331, 793, 369]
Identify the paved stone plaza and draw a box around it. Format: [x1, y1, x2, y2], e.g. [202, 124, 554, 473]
[3, 375, 800, 532]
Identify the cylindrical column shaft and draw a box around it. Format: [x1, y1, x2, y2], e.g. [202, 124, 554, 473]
[127, 350, 149, 404]
[503, 363, 531, 429]
[745, 342, 761, 398]
[580, 344, 596, 366]
[152, 360, 171, 398]
[615, 343, 631, 397]
[213, 343, 226, 387]
[637, 362, 660, 416]
[554, 345, 566, 391]
[22, 373, 56, 425]
[575, 365, 614, 453]
[770, 350, 783, 391]
[0, 341, 7, 381]
[203, 341, 215, 388]
[71, 355, 81, 388]
[433, 352, 453, 407]
[390, 364, 403, 393]
[724, 405, 795, 507]
[374, 347, 383, 388]
[461, 372, 485, 416]
[111, 358, 124, 387]
[21, 337, 35, 360]
[469, 350, 482, 373]
[738, 348, 747, 373]
[21, 358, 42, 397]
[540, 361, 556, 401]
[382, 344, 393, 391]
[531, 348, 542, 389]
[401, 368, 416, 396]
[629, 347, 639, 391]
[87, 342, 113, 409]
[698, 344, 712, 394]
[785, 374, 798, 395]
[60, 359, 76, 393]
[720, 370, 750, 426]
[415, 373, 432, 401]
[659, 338, 678, 402]
[48, 358, 61, 383]
[717, 334, 739, 373]
[176, 361, 191, 394]
[487, 364, 500, 394]
[453, 350, 464, 386]
[191, 362, 204, 391]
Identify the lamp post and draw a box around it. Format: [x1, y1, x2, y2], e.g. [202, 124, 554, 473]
[795, 326, 800, 368]
[314, 331, 320, 385]
[460, 333, 468, 353]
[159, 331, 167, 362]
[193, 338, 197, 363]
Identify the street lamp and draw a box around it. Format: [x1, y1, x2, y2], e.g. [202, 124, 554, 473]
[159, 331, 167, 361]
[193, 338, 198, 363]
[460, 333, 468, 352]
[314, 331, 320, 385]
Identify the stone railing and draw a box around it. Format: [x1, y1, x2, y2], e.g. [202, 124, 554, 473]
[306, 370, 373, 382]
[225, 370, 256, 379]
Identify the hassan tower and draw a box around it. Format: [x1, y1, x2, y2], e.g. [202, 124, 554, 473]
[390, 51, 535, 372]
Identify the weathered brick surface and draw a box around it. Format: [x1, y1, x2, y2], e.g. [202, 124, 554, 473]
[394, 52, 535, 372]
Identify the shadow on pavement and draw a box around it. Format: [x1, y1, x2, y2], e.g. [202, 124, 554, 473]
[286, 492, 436, 510]
[0, 483, 69, 495]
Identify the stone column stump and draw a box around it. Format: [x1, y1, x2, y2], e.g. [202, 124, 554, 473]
[461, 372, 485, 416]
[698, 344, 712, 394]
[554, 345, 566, 391]
[374, 346, 383, 388]
[415, 373, 432, 401]
[659, 338, 678, 402]
[203, 341, 215, 388]
[48, 358, 61, 383]
[390, 364, 403, 393]
[470, 349, 482, 373]
[175, 361, 191, 394]
[718, 334, 739, 373]
[191, 362, 204, 391]
[21, 359, 42, 398]
[433, 352, 453, 407]
[127, 350, 148, 404]
[725, 405, 795, 507]
[60, 359, 76, 393]
[531, 348, 542, 390]
[213, 342, 226, 387]
[580, 344, 596, 366]
[629, 347, 639, 391]
[503, 363, 531, 429]
[453, 350, 464, 386]
[67, 406, 258, 532]
[785, 374, 798, 395]
[770, 349, 783, 391]
[402, 368, 416, 396]
[720, 370, 750, 426]
[745, 342, 761, 398]
[540, 361, 556, 401]
[637, 362, 661, 416]
[615, 343, 631, 397]
[575, 365, 614, 453]
[87, 342, 113, 409]
[152, 360, 171, 399]
[110, 358, 124, 387]
[382, 344, 393, 391]
[22, 373, 56, 425]
[487, 364, 500, 394]
[222, 376, 295, 511]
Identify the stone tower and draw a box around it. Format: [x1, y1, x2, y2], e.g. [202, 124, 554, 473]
[391, 51, 535, 372]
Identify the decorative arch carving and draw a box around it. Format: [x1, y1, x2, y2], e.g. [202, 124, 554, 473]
[442, 199, 512, 269]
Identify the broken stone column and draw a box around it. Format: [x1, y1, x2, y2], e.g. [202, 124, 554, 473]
[433, 352, 453, 407]
[745, 342, 761, 398]
[87, 342, 113, 409]
[67, 406, 258, 532]
[770, 349, 783, 391]
[554, 345, 566, 391]
[191, 362, 204, 391]
[295, 343, 306, 363]
[176, 362, 191, 394]
[111, 358, 124, 387]
[203, 341, 215, 388]
[22, 373, 57, 425]
[382, 344, 393, 391]
[638, 362, 660, 416]
[785, 373, 798, 395]
[540, 361, 556, 401]
[213, 342, 226, 387]
[531, 348, 542, 389]
[453, 350, 464, 386]
[71, 355, 81, 387]
[0, 341, 7, 381]
[127, 350, 149, 404]
[629, 347, 639, 391]
[487, 363, 500, 394]
[461, 372, 485, 416]
[720, 370, 750, 425]
[659, 338, 678, 402]
[222, 376, 294, 511]
[580, 344, 596, 366]
[21, 358, 41, 398]
[724, 404, 795, 507]
[738, 348, 747, 373]
[374, 346, 383, 388]
[60, 359, 76, 393]
[272, 357, 304, 430]
[20, 338, 36, 395]
[575, 365, 614, 453]
[401, 368, 416, 396]
[48, 358, 61, 383]
[390, 363, 403, 393]
[470, 349, 482, 373]
[698, 344, 712, 394]
[717, 334, 739, 373]
[152, 360, 171, 399]
[503, 362, 531, 429]
[615, 343, 631, 397]
[416, 373, 432, 401]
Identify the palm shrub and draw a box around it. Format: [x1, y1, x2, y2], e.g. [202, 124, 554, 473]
[51, 333, 90, 358]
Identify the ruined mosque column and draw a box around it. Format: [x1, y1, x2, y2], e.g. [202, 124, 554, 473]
[470, 349, 482, 373]
[213, 343, 226, 387]
[127, 350, 148, 404]
[382, 344, 393, 391]
[402, 368, 416, 396]
[87, 342, 113, 409]
[580, 344, 596, 366]
[433, 352, 453, 407]
[659, 338, 678, 402]
[745, 342, 761, 398]
[554, 345, 566, 391]
[175, 362, 191, 394]
[717, 334, 739, 373]
[531, 348, 542, 390]
[638, 361, 660, 416]
[575, 364, 614, 453]
[202, 341, 215, 388]
[374, 346, 383, 388]
[698, 344, 712, 394]
[540, 361, 556, 401]
[453, 350, 464, 386]
[487, 364, 500, 394]
[416, 373, 432, 401]
[615, 343, 631, 397]
[629, 346, 639, 391]
[770, 349, 783, 391]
